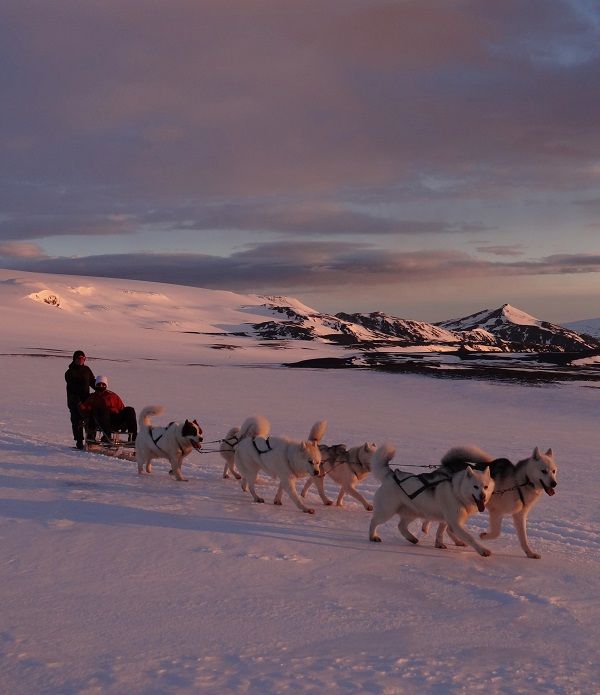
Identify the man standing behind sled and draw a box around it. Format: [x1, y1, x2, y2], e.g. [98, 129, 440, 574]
[65, 349, 96, 450]
[79, 375, 137, 443]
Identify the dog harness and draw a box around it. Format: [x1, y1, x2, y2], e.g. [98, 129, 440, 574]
[252, 437, 272, 455]
[392, 469, 452, 499]
[222, 434, 240, 450]
[148, 424, 186, 457]
[149, 425, 169, 451]
[478, 459, 534, 503]
[494, 475, 534, 504]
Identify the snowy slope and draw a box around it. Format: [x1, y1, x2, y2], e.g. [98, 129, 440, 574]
[563, 317, 600, 338]
[4, 269, 597, 358]
[0, 270, 599, 694]
[0, 269, 349, 365]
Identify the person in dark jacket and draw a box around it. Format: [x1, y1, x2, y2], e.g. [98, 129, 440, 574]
[65, 349, 96, 449]
[79, 375, 137, 443]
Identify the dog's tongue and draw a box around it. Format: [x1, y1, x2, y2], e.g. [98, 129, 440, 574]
[476, 497, 486, 513]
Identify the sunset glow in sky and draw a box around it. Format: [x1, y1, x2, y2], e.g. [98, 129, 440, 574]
[1, 0, 599, 321]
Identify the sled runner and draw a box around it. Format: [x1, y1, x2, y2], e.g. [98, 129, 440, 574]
[84, 430, 136, 462]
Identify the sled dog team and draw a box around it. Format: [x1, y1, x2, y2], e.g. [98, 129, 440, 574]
[137, 406, 558, 559]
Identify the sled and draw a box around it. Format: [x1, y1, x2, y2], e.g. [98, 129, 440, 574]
[84, 431, 136, 462]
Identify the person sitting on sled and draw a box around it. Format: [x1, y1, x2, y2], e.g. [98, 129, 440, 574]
[79, 375, 137, 443]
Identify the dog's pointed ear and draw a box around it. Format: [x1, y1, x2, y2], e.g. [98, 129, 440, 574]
[533, 446, 541, 460]
[545, 447, 553, 456]
[300, 441, 308, 452]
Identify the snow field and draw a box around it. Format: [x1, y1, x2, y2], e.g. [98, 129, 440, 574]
[1, 355, 599, 694]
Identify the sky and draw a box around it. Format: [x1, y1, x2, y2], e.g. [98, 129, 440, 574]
[1, 0, 599, 322]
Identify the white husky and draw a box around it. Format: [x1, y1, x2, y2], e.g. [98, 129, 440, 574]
[219, 426, 242, 479]
[136, 405, 203, 481]
[432, 445, 557, 558]
[369, 444, 495, 556]
[234, 415, 326, 514]
[301, 442, 377, 510]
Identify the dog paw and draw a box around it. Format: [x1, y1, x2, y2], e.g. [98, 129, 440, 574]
[303, 508, 315, 514]
[479, 548, 492, 557]
[273, 499, 282, 506]
[324, 500, 333, 506]
[255, 498, 265, 504]
[526, 551, 541, 559]
[453, 539, 466, 547]
[364, 504, 374, 511]
[223, 473, 229, 479]
[479, 532, 489, 539]
[370, 536, 382, 543]
[233, 473, 242, 480]
[435, 543, 448, 550]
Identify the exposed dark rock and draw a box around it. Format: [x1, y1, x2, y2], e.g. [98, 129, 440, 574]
[284, 357, 357, 369]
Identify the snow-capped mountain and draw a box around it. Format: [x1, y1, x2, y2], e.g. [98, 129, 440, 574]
[252, 299, 385, 343]
[335, 311, 458, 344]
[563, 317, 600, 339]
[437, 303, 600, 352]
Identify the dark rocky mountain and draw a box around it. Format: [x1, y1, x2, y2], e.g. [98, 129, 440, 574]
[438, 304, 600, 352]
[335, 311, 457, 344]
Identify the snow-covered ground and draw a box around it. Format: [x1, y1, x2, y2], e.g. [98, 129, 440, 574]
[1, 270, 599, 694]
[564, 317, 600, 339]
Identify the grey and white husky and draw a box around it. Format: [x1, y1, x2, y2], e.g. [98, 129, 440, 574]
[301, 442, 377, 510]
[298, 443, 349, 506]
[369, 444, 495, 556]
[234, 415, 327, 514]
[431, 445, 557, 559]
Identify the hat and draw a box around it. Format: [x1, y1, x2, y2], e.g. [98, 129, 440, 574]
[73, 350, 86, 360]
[95, 375, 109, 387]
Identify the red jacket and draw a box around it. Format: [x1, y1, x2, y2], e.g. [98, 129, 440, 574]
[79, 389, 125, 415]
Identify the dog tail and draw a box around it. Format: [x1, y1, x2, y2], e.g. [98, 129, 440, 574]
[308, 420, 327, 444]
[441, 445, 493, 467]
[139, 405, 164, 428]
[371, 443, 396, 482]
[223, 426, 241, 440]
[239, 415, 270, 439]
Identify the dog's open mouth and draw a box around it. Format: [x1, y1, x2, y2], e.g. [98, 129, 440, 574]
[190, 440, 202, 450]
[474, 495, 486, 513]
[541, 480, 556, 496]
